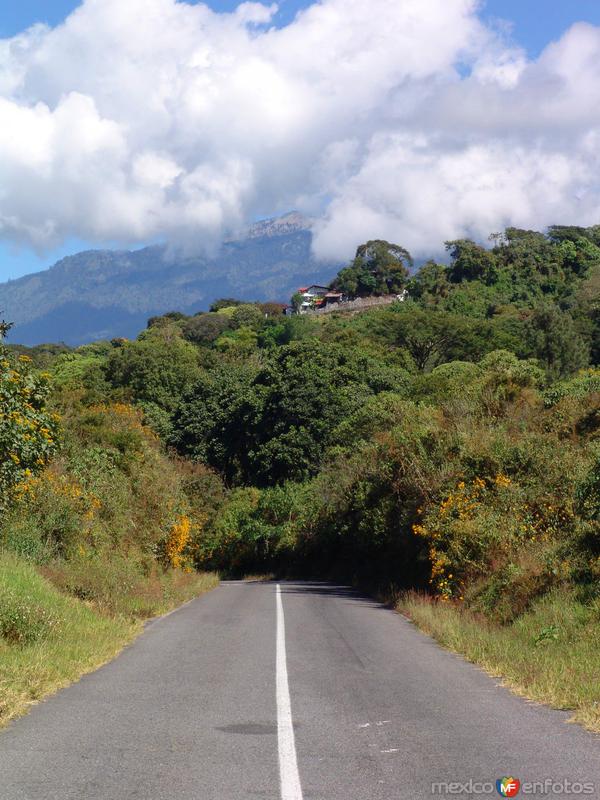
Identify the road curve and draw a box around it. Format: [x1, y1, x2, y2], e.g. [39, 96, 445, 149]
[0, 581, 599, 799]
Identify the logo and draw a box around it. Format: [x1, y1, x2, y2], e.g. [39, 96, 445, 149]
[496, 777, 520, 797]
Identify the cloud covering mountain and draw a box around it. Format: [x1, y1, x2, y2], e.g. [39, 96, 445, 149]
[0, 0, 599, 260]
[1, 213, 340, 345]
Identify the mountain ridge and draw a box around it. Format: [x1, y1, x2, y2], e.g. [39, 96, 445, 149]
[0, 213, 339, 346]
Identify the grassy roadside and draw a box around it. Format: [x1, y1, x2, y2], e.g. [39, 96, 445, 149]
[398, 590, 600, 733]
[0, 552, 218, 728]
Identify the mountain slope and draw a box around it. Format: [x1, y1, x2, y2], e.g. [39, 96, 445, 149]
[0, 214, 339, 345]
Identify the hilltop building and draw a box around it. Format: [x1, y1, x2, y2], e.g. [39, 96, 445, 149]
[298, 285, 329, 311]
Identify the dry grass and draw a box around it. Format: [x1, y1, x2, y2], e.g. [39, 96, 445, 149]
[399, 590, 600, 733]
[42, 554, 219, 618]
[0, 552, 218, 728]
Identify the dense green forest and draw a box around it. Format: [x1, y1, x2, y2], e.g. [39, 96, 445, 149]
[3, 223, 600, 723]
[5, 225, 600, 591]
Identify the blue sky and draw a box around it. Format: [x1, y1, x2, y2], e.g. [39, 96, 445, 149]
[4, 0, 600, 54]
[1, 0, 600, 281]
[0, 0, 309, 38]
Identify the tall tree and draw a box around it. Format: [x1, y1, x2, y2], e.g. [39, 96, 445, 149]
[331, 240, 412, 298]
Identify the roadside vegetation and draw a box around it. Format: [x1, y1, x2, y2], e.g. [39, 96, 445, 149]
[399, 591, 600, 732]
[0, 346, 218, 726]
[0, 553, 216, 726]
[3, 223, 600, 728]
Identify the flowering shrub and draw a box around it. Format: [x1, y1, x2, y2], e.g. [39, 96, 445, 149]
[1, 399, 209, 569]
[0, 353, 59, 511]
[8, 467, 102, 558]
[163, 515, 193, 570]
[413, 476, 506, 599]
[412, 467, 581, 615]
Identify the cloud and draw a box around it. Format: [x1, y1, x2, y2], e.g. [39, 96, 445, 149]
[0, 0, 598, 259]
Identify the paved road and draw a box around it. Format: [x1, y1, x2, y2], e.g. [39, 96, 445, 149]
[1, 581, 600, 800]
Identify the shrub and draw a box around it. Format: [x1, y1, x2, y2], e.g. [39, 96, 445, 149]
[0, 352, 59, 512]
[196, 488, 262, 573]
[104, 328, 201, 414]
[161, 515, 193, 570]
[181, 313, 231, 345]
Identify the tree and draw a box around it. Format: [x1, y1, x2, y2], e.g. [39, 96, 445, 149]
[172, 339, 405, 486]
[147, 311, 188, 328]
[378, 307, 489, 370]
[215, 325, 259, 357]
[181, 313, 231, 345]
[0, 318, 12, 340]
[477, 349, 545, 414]
[492, 228, 570, 301]
[258, 302, 285, 317]
[573, 266, 600, 365]
[445, 239, 498, 284]
[241, 340, 403, 485]
[407, 260, 450, 304]
[170, 364, 257, 484]
[544, 226, 600, 280]
[104, 327, 201, 414]
[523, 304, 589, 378]
[209, 298, 245, 312]
[230, 304, 265, 331]
[331, 240, 412, 298]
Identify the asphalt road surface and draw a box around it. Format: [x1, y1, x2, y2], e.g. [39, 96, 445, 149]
[1, 581, 600, 800]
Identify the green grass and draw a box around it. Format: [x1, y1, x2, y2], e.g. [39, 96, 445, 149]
[0, 552, 218, 727]
[398, 590, 600, 732]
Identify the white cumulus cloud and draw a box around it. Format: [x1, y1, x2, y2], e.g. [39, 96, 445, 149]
[0, 0, 599, 259]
